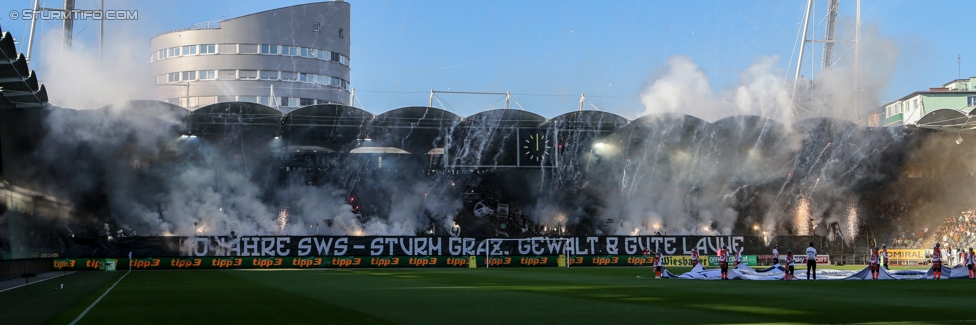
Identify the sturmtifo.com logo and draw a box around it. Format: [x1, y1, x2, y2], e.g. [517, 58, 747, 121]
[10, 9, 138, 21]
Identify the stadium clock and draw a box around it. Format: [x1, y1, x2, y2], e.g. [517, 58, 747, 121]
[523, 133, 551, 162]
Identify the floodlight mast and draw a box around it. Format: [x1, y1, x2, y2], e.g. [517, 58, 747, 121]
[790, 0, 861, 120]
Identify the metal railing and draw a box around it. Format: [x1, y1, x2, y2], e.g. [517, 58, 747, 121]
[160, 20, 221, 34]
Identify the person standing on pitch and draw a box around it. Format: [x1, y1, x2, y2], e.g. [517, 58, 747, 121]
[967, 247, 974, 279]
[869, 246, 880, 280]
[806, 242, 818, 280]
[784, 249, 795, 280]
[654, 250, 664, 279]
[932, 243, 943, 280]
[881, 244, 889, 270]
[690, 249, 700, 267]
[718, 245, 729, 280]
[733, 248, 743, 268]
[772, 245, 780, 267]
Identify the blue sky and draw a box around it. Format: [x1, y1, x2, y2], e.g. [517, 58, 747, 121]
[2, 0, 974, 118]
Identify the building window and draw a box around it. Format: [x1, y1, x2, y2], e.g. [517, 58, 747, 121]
[218, 43, 236, 54]
[181, 71, 196, 81]
[280, 97, 300, 107]
[168, 47, 180, 57]
[199, 44, 216, 54]
[259, 70, 278, 80]
[318, 50, 329, 60]
[199, 70, 216, 80]
[968, 96, 976, 107]
[237, 96, 258, 103]
[158, 49, 167, 59]
[282, 46, 298, 56]
[238, 70, 258, 80]
[339, 28, 343, 38]
[280, 71, 297, 81]
[331, 52, 341, 62]
[300, 98, 315, 106]
[168, 72, 180, 83]
[239, 44, 259, 54]
[260, 44, 278, 54]
[313, 22, 320, 32]
[182, 45, 197, 55]
[217, 70, 236, 80]
[340, 54, 349, 66]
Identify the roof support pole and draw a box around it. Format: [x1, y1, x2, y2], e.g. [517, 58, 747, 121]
[26, 0, 41, 63]
[791, 0, 814, 116]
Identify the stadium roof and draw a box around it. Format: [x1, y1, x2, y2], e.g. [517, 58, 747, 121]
[0, 26, 48, 110]
[189, 101, 282, 138]
[914, 109, 973, 131]
[282, 104, 372, 151]
[462, 109, 547, 128]
[368, 106, 460, 154]
[543, 110, 629, 132]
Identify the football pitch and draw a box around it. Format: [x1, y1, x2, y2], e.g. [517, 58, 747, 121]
[3, 266, 975, 325]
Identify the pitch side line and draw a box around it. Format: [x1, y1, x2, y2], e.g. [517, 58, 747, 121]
[68, 271, 130, 325]
[835, 320, 976, 325]
[0, 271, 76, 293]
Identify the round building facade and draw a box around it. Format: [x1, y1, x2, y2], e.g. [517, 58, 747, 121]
[149, 1, 351, 111]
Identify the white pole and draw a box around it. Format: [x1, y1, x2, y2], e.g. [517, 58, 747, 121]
[790, 0, 814, 115]
[26, 0, 41, 63]
[853, 0, 861, 122]
[99, 0, 104, 65]
[350, 87, 356, 107]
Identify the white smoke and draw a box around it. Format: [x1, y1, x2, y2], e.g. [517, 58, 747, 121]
[35, 29, 149, 110]
[600, 21, 902, 239]
[641, 22, 897, 124]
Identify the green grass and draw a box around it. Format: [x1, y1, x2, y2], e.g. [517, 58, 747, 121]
[0, 271, 121, 325]
[3, 266, 974, 325]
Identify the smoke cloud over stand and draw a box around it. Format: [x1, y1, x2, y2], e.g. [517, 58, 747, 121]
[6, 17, 974, 259]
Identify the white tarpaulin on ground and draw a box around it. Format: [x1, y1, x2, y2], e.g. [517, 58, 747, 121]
[923, 264, 971, 279]
[673, 264, 939, 280]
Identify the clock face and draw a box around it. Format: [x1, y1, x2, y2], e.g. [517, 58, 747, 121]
[523, 133, 551, 162]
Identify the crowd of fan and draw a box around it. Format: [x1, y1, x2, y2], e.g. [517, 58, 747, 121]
[931, 210, 976, 256]
[888, 209, 976, 253]
[888, 219, 928, 249]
